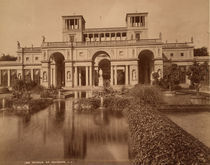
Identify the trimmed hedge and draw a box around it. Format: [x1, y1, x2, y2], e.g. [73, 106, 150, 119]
[126, 85, 210, 164]
[129, 85, 163, 106]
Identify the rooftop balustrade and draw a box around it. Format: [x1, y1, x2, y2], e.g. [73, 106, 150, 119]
[42, 39, 162, 48]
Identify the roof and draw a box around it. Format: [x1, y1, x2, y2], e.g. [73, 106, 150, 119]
[84, 27, 127, 33]
[126, 12, 148, 21]
[163, 42, 194, 49]
[17, 47, 41, 53]
[62, 15, 86, 23]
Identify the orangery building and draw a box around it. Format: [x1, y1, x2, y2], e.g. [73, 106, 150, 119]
[0, 12, 207, 89]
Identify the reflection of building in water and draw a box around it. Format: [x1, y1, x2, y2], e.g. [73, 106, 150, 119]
[63, 99, 128, 159]
[14, 99, 128, 160]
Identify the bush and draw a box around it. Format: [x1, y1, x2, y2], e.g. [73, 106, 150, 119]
[29, 99, 53, 113]
[125, 103, 210, 164]
[76, 98, 100, 112]
[129, 85, 163, 106]
[104, 96, 130, 111]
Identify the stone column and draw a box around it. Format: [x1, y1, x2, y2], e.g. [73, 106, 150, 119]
[86, 66, 89, 86]
[89, 66, 92, 86]
[31, 69, 34, 81]
[8, 70, 11, 87]
[51, 68, 54, 86]
[0, 70, 1, 86]
[51, 64, 56, 87]
[78, 68, 81, 86]
[110, 65, 113, 85]
[125, 65, 129, 85]
[74, 66, 78, 87]
[114, 65, 117, 85]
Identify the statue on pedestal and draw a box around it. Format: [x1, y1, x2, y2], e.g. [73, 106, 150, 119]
[17, 41, 20, 49]
[98, 69, 103, 87]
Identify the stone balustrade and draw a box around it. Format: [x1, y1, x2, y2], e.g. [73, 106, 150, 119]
[42, 39, 162, 48]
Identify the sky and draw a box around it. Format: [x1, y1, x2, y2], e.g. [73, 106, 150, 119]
[0, 0, 209, 56]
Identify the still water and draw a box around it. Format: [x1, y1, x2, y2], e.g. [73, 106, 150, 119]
[165, 111, 210, 147]
[0, 98, 129, 165]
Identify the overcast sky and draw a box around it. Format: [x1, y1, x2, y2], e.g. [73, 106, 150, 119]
[0, 0, 209, 55]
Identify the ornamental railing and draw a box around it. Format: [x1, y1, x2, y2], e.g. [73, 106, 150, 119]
[42, 39, 162, 48]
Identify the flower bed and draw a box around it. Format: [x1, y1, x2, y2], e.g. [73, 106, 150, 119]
[1, 98, 53, 114]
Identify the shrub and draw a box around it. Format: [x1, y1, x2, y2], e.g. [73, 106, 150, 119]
[104, 96, 131, 111]
[125, 103, 210, 164]
[40, 90, 51, 98]
[186, 61, 209, 95]
[129, 85, 163, 106]
[76, 98, 100, 112]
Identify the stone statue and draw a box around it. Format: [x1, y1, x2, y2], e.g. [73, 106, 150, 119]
[159, 32, 162, 40]
[98, 69, 103, 87]
[132, 70, 136, 80]
[42, 36, 46, 43]
[17, 41, 20, 48]
[191, 36, 194, 43]
[99, 69, 103, 77]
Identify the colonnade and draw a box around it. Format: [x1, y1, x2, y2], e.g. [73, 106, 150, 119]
[73, 64, 130, 87]
[0, 69, 39, 87]
[84, 32, 127, 42]
[65, 19, 80, 30]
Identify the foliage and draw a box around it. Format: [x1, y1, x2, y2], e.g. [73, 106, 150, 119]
[12, 79, 38, 99]
[186, 61, 209, 94]
[129, 85, 163, 106]
[12, 79, 37, 92]
[76, 98, 100, 112]
[40, 87, 58, 98]
[29, 99, 53, 113]
[0, 54, 17, 61]
[104, 96, 131, 111]
[125, 103, 209, 164]
[0, 98, 13, 109]
[194, 47, 209, 56]
[12, 98, 53, 114]
[161, 64, 180, 90]
[152, 71, 160, 85]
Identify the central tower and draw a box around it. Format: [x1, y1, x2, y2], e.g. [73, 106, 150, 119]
[126, 12, 148, 40]
[62, 15, 86, 42]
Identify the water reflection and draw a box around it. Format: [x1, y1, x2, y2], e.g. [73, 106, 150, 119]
[0, 98, 129, 163]
[74, 91, 93, 99]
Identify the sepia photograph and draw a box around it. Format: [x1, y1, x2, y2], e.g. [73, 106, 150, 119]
[0, 0, 209, 164]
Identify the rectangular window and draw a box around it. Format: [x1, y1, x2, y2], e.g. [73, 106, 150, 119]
[26, 57, 29, 61]
[136, 33, 140, 40]
[122, 32, 126, 37]
[181, 53, 184, 56]
[170, 53, 173, 57]
[35, 57, 39, 61]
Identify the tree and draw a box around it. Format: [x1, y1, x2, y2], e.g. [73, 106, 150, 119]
[0, 54, 17, 61]
[186, 61, 209, 95]
[194, 47, 209, 56]
[161, 64, 180, 91]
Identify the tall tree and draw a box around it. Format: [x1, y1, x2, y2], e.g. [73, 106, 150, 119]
[186, 61, 209, 95]
[162, 64, 180, 91]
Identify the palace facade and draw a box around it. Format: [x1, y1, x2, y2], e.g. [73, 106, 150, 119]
[0, 12, 207, 89]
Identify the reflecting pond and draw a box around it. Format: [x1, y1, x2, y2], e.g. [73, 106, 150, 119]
[0, 98, 130, 165]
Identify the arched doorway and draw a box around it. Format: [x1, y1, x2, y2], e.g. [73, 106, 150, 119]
[49, 52, 65, 88]
[92, 51, 111, 86]
[138, 50, 154, 84]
